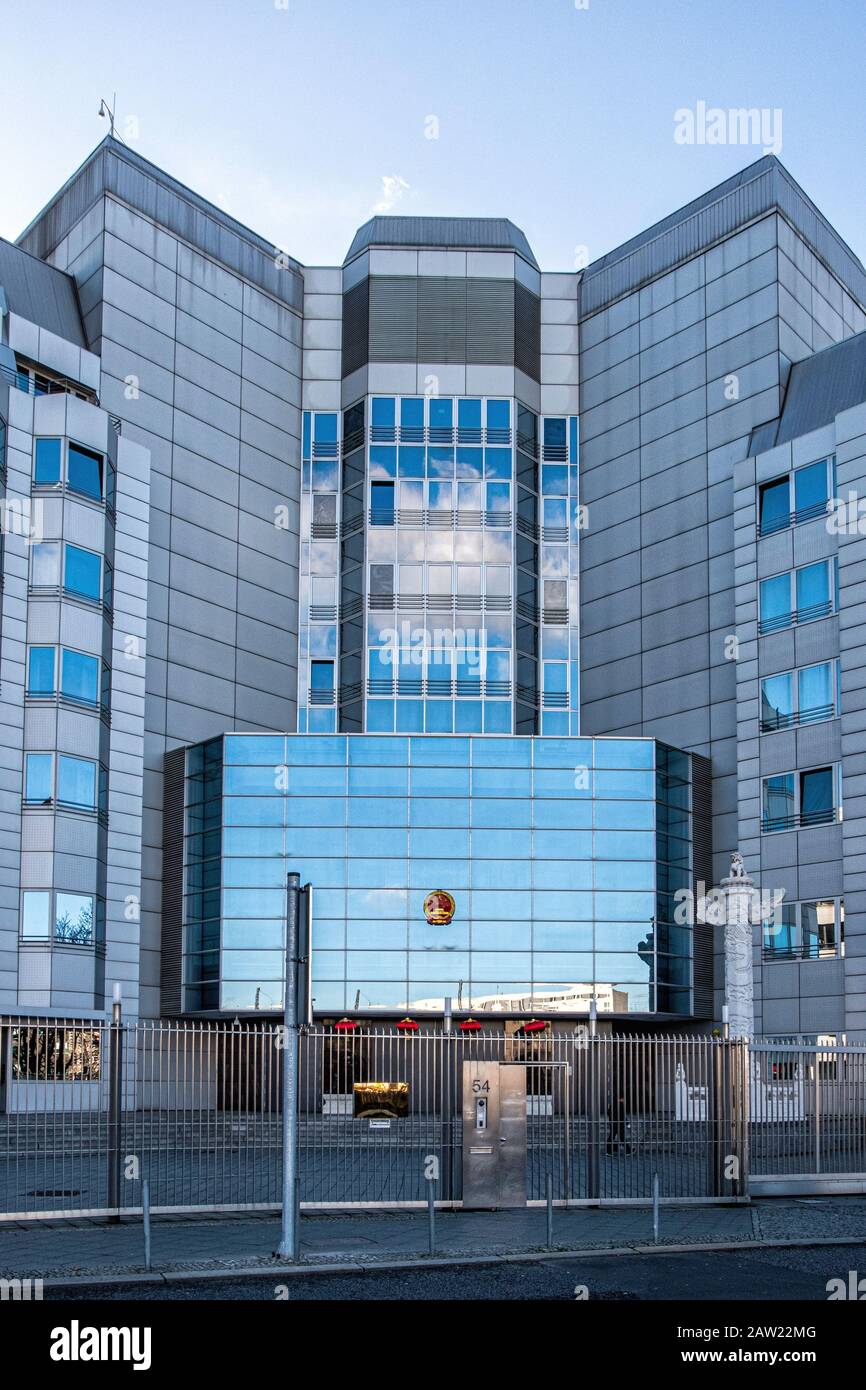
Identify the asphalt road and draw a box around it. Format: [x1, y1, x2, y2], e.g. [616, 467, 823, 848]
[45, 1242, 866, 1300]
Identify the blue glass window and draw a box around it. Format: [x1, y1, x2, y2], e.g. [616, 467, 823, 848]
[25, 753, 53, 803]
[397, 699, 424, 732]
[61, 648, 99, 705]
[595, 739, 654, 769]
[763, 773, 794, 832]
[64, 544, 102, 601]
[399, 445, 425, 476]
[794, 460, 830, 522]
[30, 541, 60, 587]
[594, 769, 654, 799]
[55, 892, 94, 944]
[367, 701, 395, 732]
[371, 397, 396, 435]
[400, 398, 424, 439]
[484, 448, 512, 478]
[429, 398, 453, 435]
[759, 573, 791, 633]
[57, 755, 97, 809]
[313, 413, 338, 455]
[368, 445, 396, 478]
[458, 398, 481, 439]
[370, 480, 395, 523]
[311, 660, 334, 692]
[456, 446, 483, 479]
[758, 477, 789, 534]
[34, 437, 61, 485]
[225, 735, 287, 765]
[543, 417, 567, 457]
[760, 672, 793, 730]
[796, 561, 831, 622]
[27, 646, 55, 696]
[428, 480, 452, 511]
[798, 662, 833, 721]
[486, 399, 511, 438]
[67, 443, 103, 500]
[21, 890, 51, 939]
[427, 446, 454, 478]
[543, 662, 567, 692]
[800, 767, 835, 826]
[486, 481, 510, 513]
[425, 701, 453, 732]
[541, 465, 568, 495]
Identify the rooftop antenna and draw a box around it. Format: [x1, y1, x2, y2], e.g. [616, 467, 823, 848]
[98, 93, 117, 138]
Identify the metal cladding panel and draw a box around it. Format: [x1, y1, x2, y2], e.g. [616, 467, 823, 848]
[0, 238, 85, 345]
[17, 138, 304, 312]
[514, 281, 541, 381]
[368, 276, 418, 361]
[341, 278, 369, 377]
[346, 215, 538, 267]
[690, 751, 714, 1020]
[467, 278, 515, 365]
[17, 151, 105, 263]
[418, 276, 467, 363]
[580, 158, 866, 318]
[774, 331, 866, 444]
[160, 746, 186, 1016]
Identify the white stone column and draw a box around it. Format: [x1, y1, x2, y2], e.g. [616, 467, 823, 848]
[719, 852, 756, 1039]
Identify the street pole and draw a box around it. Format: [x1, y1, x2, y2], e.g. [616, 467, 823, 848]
[278, 872, 301, 1261]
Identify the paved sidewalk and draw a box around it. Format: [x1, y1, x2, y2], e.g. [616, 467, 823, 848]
[1, 1198, 866, 1281]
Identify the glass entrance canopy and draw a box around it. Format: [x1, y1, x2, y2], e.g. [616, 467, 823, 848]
[181, 734, 697, 1018]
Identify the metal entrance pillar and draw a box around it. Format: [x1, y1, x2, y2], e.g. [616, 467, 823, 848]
[461, 1061, 527, 1208]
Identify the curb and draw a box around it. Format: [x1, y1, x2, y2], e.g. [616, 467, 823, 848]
[40, 1233, 866, 1291]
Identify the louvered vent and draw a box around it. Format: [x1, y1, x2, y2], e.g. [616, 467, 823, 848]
[467, 279, 514, 364]
[341, 278, 370, 376]
[514, 281, 541, 380]
[418, 277, 467, 363]
[368, 277, 418, 361]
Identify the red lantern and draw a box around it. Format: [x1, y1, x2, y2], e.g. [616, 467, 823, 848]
[459, 1018, 482, 1032]
[521, 1019, 547, 1034]
[333, 1017, 357, 1033]
[395, 1017, 419, 1032]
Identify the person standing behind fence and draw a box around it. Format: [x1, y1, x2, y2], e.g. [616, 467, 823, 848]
[606, 1089, 632, 1154]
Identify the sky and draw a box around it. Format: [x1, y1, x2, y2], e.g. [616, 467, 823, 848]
[2, 0, 865, 271]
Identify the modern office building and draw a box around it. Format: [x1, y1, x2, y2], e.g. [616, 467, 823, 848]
[2, 136, 866, 1035]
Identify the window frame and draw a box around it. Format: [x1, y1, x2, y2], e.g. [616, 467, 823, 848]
[63, 542, 103, 604]
[758, 557, 837, 634]
[761, 763, 842, 833]
[32, 436, 106, 504]
[760, 659, 838, 732]
[26, 645, 103, 709]
[762, 896, 844, 961]
[757, 456, 834, 536]
[23, 751, 101, 813]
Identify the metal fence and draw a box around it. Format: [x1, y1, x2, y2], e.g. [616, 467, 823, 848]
[0, 1017, 864, 1220]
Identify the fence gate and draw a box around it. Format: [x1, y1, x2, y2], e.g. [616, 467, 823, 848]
[0, 1018, 865, 1219]
[749, 1041, 866, 1195]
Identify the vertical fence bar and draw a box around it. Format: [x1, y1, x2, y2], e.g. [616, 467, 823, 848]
[107, 987, 123, 1217]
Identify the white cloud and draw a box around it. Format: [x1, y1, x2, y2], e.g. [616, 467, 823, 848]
[372, 175, 410, 214]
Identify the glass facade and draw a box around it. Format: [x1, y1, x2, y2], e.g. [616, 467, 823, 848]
[183, 734, 695, 1019]
[297, 398, 580, 738]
